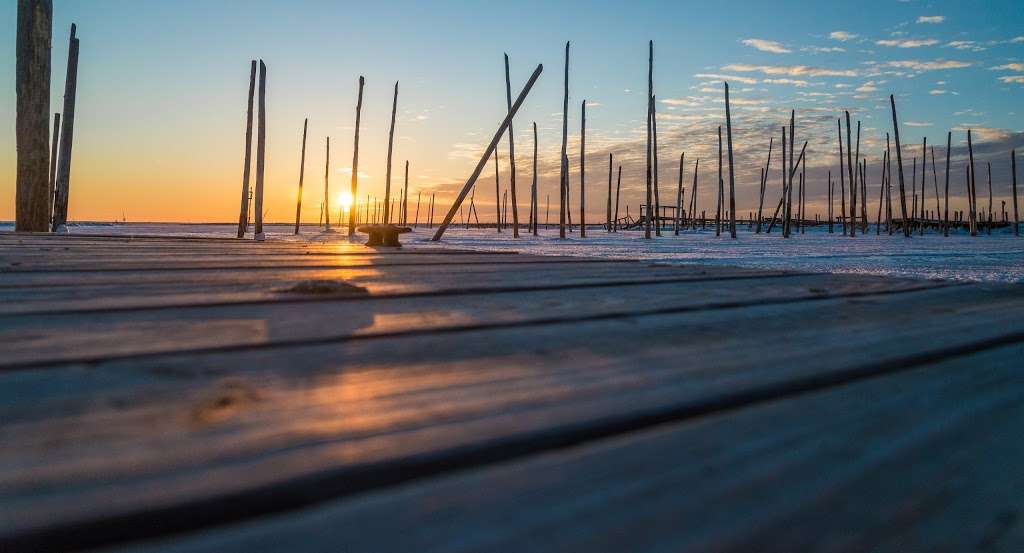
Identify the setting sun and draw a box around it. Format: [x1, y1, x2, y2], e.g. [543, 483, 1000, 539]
[337, 191, 353, 210]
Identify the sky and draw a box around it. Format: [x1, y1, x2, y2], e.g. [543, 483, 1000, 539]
[2, 0, 1023, 223]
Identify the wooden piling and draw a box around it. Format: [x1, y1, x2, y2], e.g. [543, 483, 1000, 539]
[253, 60, 267, 240]
[1013, 149, 1019, 236]
[716, 126, 722, 237]
[725, 82, 737, 239]
[987, 162, 993, 235]
[689, 159, 699, 231]
[889, 96, 910, 237]
[532, 121, 539, 236]
[428, 193, 435, 228]
[785, 111, 795, 238]
[346, 76, 365, 235]
[845, 112, 856, 238]
[614, 165, 622, 232]
[323, 136, 330, 229]
[644, 40, 653, 239]
[15, 0, 53, 232]
[828, 170, 833, 233]
[967, 129, 978, 236]
[431, 64, 542, 241]
[47, 113, 60, 224]
[294, 118, 308, 234]
[675, 153, 685, 235]
[607, 153, 613, 232]
[652, 95, 661, 236]
[382, 81, 399, 225]
[756, 137, 773, 234]
[580, 99, 586, 238]
[560, 42, 569, 239]
[943, 132, 951, 237]
[51, 23, 79, 233]
[494, 151, 501, 231]
[500, 54, 520, 237]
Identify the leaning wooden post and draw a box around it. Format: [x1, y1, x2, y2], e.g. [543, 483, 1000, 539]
[675, 153, 684, 235]
[784, 111, 795, 238]
[644, 40, 653, 239]
[15, 0, 52, 232]
[51, 23, 79, 233]
[1012, 149, 1019, 236]
[236, 61, 256, 238]
[889, 95, 910, 237]
[967, 129, 978, 236]
[689, 161, 699, 230]
[383, 81, 399, 225]
[47, 113, 60, 224]
[559, 42, 570, 239]
[532, 121, 539, 235]
[432, 64, 542, 240]
[724, 82, 737, 239]
[614, 165, 622, 232]
[252, 60, 268, 240]
[293, 118, 309, 234]
[579, 99, 587, 238]
[503, 54, 520, 237]
[414, 191, 421, 227]
[607, 153, 613, 232]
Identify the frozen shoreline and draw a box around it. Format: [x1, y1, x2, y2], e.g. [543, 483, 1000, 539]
[4, 222, 1024, 283]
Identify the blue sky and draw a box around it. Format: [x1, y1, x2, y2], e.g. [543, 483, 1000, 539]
[1, 0, 1022, 221]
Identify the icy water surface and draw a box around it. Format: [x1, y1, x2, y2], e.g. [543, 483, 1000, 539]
[4, 221, 1024, 283]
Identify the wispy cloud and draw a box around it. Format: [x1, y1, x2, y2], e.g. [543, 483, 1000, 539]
[999, 75, 1024, 84]
[886, 59, 972, 71]
[905, 121, 933, 127]
[876, 38, 940, 48]
[1012, 36, 1024, 43]
[916, 15, 945, 24]
[829, 31, 858, 41]
[946, 40, 986, 52]
[741, 38, 791, 54]
[763, 78, 810, 87]
[929, 89, 947, 95]
[694, 73, 759, 84]
[802, 46, 846, 53]
[855, 81, 879, 93]
[991, 63, 1024, 71]
[723, 63, 857, 77]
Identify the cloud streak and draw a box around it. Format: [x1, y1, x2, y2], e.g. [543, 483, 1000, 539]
[723, 63, 857, 77]
[741, 38, 791, 54]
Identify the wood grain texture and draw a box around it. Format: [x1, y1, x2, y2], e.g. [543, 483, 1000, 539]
[3, 282, 1021, 549]
[124, 343, 1024, 553]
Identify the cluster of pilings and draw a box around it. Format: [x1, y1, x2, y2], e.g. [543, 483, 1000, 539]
[14, 1, 80, 233]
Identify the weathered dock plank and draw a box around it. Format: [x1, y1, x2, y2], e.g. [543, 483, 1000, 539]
[121, 343, 1024, 553]
[0, 234, 1021, 552]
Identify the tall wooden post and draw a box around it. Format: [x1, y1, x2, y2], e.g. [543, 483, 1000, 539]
[889, 96, 910, 237]
[716, 126, 722, 237]
[756, 137, 772, 234]
[652, 95, 661, 236]
[607, 153, 613, 232]
[559, 42, 570, 239]
[944, 132, 951, 237]
[725, 82, 737, 239]
[47, 113, 60, 224]
[1012, 149, 1019, 237]
[644, 40, 653, 239]
[504, 54, 520, 237]
[347, 76, 365, 236]
[236, 60, 256, 238]
[580, 99, 586, 238]
[532, 121, 539, 235]
[428, 193, 435, 228]
[785, 111, 795, 238]
[252, 60, 268, 240]
[967, 130, 978, 236]
[494, 152, 501, 231]
[690, 159, 699, 230]
[294, 118, 308, 234]
[845, 111, 856, 238]
[15, 0, 52, 232]
[614, 165, 622, 232]
[402, 160, 409, 225]
[674, 153, 684, 235]
[323, 136, 330, 229]
[52, 23, 79, 233]
[383, 81, 398, 225]
[987, 162, 994, 235]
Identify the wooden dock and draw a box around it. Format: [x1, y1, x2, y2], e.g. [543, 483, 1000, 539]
[2, 232, 1024, 552]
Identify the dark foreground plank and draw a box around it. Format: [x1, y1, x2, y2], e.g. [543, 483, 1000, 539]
[118, 343, 1024, 553]
[2, 283, 1022, 550]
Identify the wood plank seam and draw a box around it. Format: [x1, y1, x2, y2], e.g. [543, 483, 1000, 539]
[0, 280, 956, 372]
